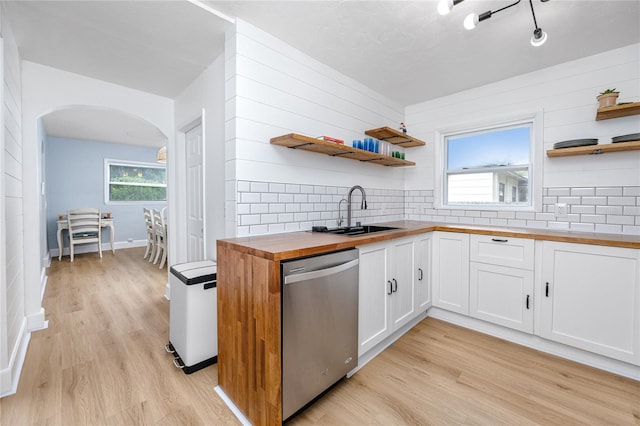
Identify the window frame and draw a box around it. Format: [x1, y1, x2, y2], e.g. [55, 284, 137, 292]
[434, 111, 543, 212]
[104, 158, 167, 205]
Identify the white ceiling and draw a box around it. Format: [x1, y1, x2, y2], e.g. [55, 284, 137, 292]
[3, 0, 640, 148]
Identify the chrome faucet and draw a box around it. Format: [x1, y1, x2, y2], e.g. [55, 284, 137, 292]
[347, 185, 367, 228]
[337, 198, 347, 227]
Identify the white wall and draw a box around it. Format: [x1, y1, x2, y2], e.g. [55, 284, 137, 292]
[406, 43, 640, 190]
[403, 43, 640, 234]
[224, 20, 406, 236]
[0, 3, 25, 396]
[173, 54, 226, 262]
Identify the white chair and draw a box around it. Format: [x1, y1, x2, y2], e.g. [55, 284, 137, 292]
[152, 208, 167, 269]
[67, 208, 102, 262]
[143, 208, 155, 260]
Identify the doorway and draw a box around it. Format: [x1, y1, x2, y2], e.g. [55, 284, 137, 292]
[185, 123, 204, 261]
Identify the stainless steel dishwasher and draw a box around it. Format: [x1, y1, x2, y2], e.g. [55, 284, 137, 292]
[282, 248, 359, 420]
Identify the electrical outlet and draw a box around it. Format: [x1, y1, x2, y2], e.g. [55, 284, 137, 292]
[556, 203, 568, 218]
[128, 237, 134, 243]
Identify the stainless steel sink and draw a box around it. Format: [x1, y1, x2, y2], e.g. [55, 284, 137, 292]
[319, 225, 400, 236]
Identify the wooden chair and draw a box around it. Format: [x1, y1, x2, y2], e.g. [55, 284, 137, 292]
[67, 208, 102, 262]
[152, 208, 167, 269]
[143, 208, 155, 260]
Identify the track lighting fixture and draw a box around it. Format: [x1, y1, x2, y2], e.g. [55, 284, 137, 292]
[437, 0, 549, 47]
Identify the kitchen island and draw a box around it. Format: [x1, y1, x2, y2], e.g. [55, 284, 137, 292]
[216, 221, 640, 426]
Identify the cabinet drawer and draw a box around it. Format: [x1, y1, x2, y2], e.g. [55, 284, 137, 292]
[470, 234, 534, 270]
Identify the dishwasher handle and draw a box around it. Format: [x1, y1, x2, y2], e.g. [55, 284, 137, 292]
[284, 259, 359, 285]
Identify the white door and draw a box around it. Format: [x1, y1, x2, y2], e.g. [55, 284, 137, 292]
[186, 124, 204, 261]
[540, 242, 640, 364]
[390, 237, 416, 330]
[358, 242, 391, 356]
[415, 233, 432, 312]
[432, 232, 470, 315]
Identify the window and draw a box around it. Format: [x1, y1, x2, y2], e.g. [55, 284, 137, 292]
[443, 122, 532, 209]
[105, 159, 166, 203]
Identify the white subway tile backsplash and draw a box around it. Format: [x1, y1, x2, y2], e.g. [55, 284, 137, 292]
[241, 214, 261, 225]
[571, 223, 595, 232]
[237, 182, 638, 237]
[286, 184, 301, 193]
[261, 214, 278, 224]
[580, 214, 606, 224]
[624, 206, 640, 215]
[596, 187, 623, 196]
[597, 205, 623, 215]
[261, 193, 278, 203]
[571, 187, 595, 196]
[547, 188, 570, 196]
[279, 193, 294, 203]
[622, 225, 640, 235]
[251, 182, 269, 192]
[571, 205, 595, 214]
[251, 204, 269, 214]
[607, 215, 634, 225]
[623, 187, 640, 196]
[580, 196, 607, 205]
[558, 196, 581, 205]
[607, 196, 636, 206]
[269, 183, 286, 193]
[241, 192, 261, 203]
[595, 224, 622, 234]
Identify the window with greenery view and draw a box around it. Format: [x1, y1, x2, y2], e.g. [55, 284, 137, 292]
[105, 160, 166, 203]
[443, 122, 532, 209]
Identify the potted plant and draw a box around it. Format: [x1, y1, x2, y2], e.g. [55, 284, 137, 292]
[597, 88, 619, 108]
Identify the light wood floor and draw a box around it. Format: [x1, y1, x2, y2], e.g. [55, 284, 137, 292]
[2, 247, 639, 425]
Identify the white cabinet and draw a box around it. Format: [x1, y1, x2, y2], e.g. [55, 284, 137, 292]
[432, 232, 470, 315]
[415, 233, 432, 313]
[469, 235, 534, 333]
[540, 242, 640, 365]
[358, 236, 418, 356]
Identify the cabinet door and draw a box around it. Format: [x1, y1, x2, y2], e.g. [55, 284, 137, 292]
[541, 242, 640, 365]
[469, 262, 533, 333]
[415, 233, 432, 312]
[358, 242, 391, 356]
[433, 232, 470, 315]
[390, 237, 416, 330]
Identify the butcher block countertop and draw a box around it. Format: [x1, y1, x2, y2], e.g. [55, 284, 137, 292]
[217, 220, 640, 261]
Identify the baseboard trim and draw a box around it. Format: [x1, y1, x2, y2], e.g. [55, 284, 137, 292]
[214, 385, 251, 426]
[428, 307, 640, 381]
[0, 319, 28, 397]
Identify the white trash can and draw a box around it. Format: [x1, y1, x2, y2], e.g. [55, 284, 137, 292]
[167, 260, 217, 374]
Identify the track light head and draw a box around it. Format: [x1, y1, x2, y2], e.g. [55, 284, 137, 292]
[437, 0, 465, 16]
[531, 27, 548, 46]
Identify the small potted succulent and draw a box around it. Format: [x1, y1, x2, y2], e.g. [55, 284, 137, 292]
[597, 88, 619, 108]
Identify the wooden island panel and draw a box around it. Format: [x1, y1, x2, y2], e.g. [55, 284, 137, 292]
[217, 243, 283, 426]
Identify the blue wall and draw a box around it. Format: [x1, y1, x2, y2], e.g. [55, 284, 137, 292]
[45, 136, 167, 253]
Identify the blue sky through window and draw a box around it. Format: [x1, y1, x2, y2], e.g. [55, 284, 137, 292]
[447, 125, 530, 170]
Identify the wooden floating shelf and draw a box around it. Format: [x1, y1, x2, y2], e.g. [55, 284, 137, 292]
[270, 133, 416, 167]
[546, 140, 640, 158]
[364, 126, 426, 147]
[595, 101, 640, 121]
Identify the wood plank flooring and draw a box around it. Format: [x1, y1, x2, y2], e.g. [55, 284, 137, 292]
[1, 247, 638, 425]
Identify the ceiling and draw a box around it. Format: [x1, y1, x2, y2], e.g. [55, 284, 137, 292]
[3, 1, 640, 147]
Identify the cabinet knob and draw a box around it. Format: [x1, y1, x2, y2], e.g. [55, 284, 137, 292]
[392, 278, 398, 293]
[526, 294, 530, 310]
[545, 282, 549, 297]
[418, 268, 423, 281]
[387, 280, 393, 295]
[491, 238, 508, 243]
